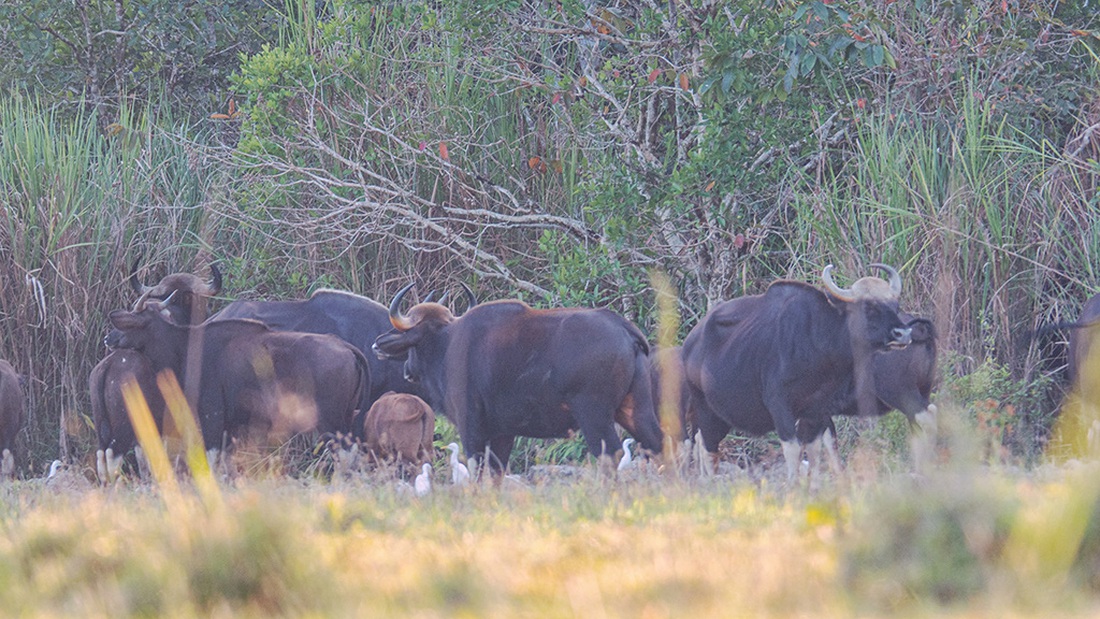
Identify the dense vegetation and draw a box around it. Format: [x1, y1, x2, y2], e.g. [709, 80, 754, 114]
[3, 1, 1100, 615]
[0, 0, 1098, 472]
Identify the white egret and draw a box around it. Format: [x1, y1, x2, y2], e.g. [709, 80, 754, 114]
[618, 438, 636, 472]
[414, 463, 432, 497]
[447, 442, 470, 485]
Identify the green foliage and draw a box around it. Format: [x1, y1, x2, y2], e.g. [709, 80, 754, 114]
[939, 352, 1055, 462]
[0, 0, 280, 122]
[1, 0, 1099, 470]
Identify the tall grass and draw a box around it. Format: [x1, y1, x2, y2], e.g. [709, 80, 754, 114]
[789, 87, 1100, 453]
[0, 95, 229, 471]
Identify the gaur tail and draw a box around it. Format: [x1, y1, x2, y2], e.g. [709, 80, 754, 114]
[620, 316, 650, 357]
[350, 348, 374, 441]
[1031, 318, 1100, 340]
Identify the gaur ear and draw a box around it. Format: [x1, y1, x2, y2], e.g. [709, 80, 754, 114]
[108, 309, 148, 331]
[908, 319, 933, 342]
[375, 329, 422, 355]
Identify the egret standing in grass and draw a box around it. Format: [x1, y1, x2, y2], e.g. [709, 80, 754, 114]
[414, 463, 432, 497]
[618, 438, 636, 472]
[447, 442, 470, 486]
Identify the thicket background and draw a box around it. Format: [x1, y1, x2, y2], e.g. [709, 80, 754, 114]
[0, 0, 1097, 472]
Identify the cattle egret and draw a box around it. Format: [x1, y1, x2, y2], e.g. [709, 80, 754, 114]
[447, 442, 470, 485]
[414, 463, 432, 496]
[618, 438, 636, 471]
[47, 460, 63, 479]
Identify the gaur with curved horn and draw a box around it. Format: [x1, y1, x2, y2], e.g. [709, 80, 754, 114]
[373, 282, 662, 475]
[681, 263, 914, 482]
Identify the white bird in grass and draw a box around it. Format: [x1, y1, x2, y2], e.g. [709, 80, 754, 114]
[414, 463, 432, 497]
[618, 438, 636, 472]
[447, 442, 470, 486]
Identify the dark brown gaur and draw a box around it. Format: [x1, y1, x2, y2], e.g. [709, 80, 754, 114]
[108, 297, 372, 459]
[91, 262, 221, 482]
[681, 264, 913, 481]
[0, 359, 24, 479]
[373, 283, 662, 475]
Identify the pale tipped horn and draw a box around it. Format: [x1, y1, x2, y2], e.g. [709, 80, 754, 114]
[869, 263, 902, 298]
[153, 290, 178, 312]
[132, 289, 154, 312]
[388, 282, 416, 331]
[822, 265, 854, 301]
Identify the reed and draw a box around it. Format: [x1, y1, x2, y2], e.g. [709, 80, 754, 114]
[0, 96, 230, 470]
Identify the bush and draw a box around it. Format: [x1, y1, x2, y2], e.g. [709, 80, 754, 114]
[843, 473, 1019, 609]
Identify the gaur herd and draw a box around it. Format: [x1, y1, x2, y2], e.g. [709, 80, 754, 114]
[0, 260, 1096, 484]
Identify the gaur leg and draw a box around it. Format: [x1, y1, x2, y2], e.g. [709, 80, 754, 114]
[96, 449, 109, 484]
[695, 406, 732, 475]
[762, 385, 802, 482]
[485, 435, 515, 478]
[911, 404, 938, 473]
[821, 421, 842, 475]
[571, 395, 623, 466]
[797, 416, 840, 479]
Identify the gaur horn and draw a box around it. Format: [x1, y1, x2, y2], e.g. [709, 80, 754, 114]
[869, 263, 902, 298]
[822, 265, 854, 301]
[388, 282, 416, 331]
[458, 282, 478, 315]
[129, 258, 151, 296]
[205, 263, 223, 296]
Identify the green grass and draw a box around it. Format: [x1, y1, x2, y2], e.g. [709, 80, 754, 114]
[3, 456, 1100, 617]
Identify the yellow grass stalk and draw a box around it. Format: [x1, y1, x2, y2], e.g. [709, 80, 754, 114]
[121, 376, 184, 514]
[651, 270, 683, 456]
[157, 370, 224, 514]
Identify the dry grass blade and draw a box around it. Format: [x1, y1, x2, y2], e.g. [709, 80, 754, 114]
[157, 370, 224, 514]
[122, 376, 183, 512]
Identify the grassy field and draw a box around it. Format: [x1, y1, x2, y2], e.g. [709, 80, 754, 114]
[3, 415, 1100, 618]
